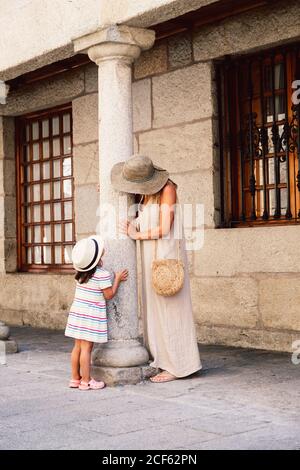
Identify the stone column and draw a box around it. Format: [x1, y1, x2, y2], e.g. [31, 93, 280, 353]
[73, 25, 155, 385]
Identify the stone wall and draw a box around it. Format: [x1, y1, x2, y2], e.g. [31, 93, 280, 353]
[132, 35, 219, 228]
[132, 0, 300, 352]
[0, 116, 16, 273]
[0, 273, 74, 329]
[72, 65, 99, 240]
[0, 63, 99, 329]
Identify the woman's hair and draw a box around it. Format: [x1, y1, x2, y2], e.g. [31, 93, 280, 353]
[75, 265, 97, 284]
[142, 178, 177, 205]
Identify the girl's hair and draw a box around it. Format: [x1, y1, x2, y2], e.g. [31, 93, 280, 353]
[75, 265, 97, 284]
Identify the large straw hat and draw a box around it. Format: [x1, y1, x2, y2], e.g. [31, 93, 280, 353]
[111, 154, 169, 195]
[72, 235, 104, 272]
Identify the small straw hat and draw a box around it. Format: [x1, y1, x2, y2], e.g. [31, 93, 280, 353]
[72, 235, 104, 272]
[111, 154, 169, 195]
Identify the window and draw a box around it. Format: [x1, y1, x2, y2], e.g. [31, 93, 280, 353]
[16, 104, 75, 272]
[217, 44, 300, 227]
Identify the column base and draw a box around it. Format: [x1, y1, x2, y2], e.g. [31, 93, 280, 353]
[1, 339, 18, 354]
[91, 339, 157, 385]
[0, 322, 18, 354]
[91, 364, 157, 386]
[92, 339, 150, 368]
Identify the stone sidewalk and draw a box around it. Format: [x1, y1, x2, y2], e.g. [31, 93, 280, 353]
[1, 326, 300, 450]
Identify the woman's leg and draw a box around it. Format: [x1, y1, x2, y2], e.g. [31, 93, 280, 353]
[71, 339, 81, 381]
[79, 340, 94, 383]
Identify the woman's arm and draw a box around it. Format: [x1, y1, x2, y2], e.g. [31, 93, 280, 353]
[129, 183, 177, 241]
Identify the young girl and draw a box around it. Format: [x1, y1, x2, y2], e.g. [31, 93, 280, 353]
[65, 235, 128, 390]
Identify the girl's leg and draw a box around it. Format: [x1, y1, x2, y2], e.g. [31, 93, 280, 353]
[79, 340, 94, 383]
[71, 339, 81, 381]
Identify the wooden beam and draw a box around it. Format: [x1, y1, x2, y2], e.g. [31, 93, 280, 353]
[7, 54, 91, 91]
[153, 0, 274, 39]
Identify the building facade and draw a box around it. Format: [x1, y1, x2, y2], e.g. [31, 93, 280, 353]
[1, 0, 300, 356]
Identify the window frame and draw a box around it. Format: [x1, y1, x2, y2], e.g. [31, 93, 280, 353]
[217, 43, 300, 228]
[15, 103, 75, 273]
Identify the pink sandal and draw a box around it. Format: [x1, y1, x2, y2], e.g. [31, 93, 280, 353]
[79, 378, 106, 391]
[69, 379, 81, 388]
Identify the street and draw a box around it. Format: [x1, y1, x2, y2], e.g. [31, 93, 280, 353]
[1, 327, 299, 450]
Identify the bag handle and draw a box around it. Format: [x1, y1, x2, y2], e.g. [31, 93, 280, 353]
[153, 200, 181, 261]
[154, 237, 180, 261]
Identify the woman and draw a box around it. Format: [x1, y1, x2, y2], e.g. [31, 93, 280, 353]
[111, 154, 202, 383]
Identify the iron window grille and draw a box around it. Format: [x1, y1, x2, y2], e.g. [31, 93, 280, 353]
[217, 44, 300, 227]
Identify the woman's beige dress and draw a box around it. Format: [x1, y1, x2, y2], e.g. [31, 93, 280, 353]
[138, 199, 202, 378]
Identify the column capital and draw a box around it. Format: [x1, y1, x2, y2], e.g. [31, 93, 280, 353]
[73, 24, 155, 65]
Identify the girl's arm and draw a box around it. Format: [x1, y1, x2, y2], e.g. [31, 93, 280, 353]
[102, 269, 128, 300]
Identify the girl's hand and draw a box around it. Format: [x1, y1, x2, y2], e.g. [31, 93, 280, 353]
[115, 269, 129, 282]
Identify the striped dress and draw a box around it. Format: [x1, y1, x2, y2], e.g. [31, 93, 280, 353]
[65, 267, 112, 343]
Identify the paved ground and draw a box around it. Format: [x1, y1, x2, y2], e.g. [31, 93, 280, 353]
[0, 326, 300, 450]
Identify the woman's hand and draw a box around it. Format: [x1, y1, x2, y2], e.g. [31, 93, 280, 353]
[119, 183, 176, 242]
[119, 220, 140, 240]
[115, 269, 129, 282]
[119, 220, 129, 236]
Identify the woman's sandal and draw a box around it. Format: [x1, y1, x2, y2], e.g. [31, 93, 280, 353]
[79, 378, 106, 391]
[150, 371, 178, 383]
[69, 379, 81, 388]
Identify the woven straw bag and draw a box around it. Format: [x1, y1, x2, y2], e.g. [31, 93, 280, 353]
[151, 238, 184, 297]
